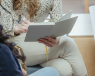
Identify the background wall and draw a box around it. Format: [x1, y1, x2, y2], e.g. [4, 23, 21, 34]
[71, 36, 95, 76]
[61, 0, 95, 76]
[62, 0, 95, 13]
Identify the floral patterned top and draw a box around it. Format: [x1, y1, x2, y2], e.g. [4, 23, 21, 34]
[0, 0, 63, 36]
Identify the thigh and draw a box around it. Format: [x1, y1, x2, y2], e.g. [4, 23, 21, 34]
[40, 58, 73, 76]
[29, 67, 60, 76]
[12, 33, 61, 66]
[59, 36, 87, 76]
[13, 33, 48, 55]
[12, 33, 47, 66]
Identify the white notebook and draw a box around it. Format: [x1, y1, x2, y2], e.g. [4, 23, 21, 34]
[25, 11, 78, 42]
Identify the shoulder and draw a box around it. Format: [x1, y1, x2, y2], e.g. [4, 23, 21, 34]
[1, 0, 12, 4]
[0, 43, 8, 49]
[1, 0, 13, 9]
[0, 43, 11, 54]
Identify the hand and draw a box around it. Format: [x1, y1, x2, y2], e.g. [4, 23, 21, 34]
[38, 36, 59, 47]
[22, 69, 28, 76]
[14, 18, 30, 34]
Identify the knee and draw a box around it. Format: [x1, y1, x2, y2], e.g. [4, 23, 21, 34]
[46, 59, 73, 76]
[57, 65, 73, 76]
[59, 36, 77, 48]
[61, 36, 74, 43]
[61, 70, 72, 76]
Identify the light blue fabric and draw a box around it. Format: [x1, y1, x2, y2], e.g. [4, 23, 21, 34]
[27, 65, 42, 75]
[29, 67, 60, 76]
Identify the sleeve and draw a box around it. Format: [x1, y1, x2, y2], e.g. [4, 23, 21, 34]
[49, 0, 63, 22]
[0, 0, 18, 36]
[0, 43, 23, 76]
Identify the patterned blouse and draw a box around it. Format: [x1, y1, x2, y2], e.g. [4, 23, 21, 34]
[0, 0, 63, 36]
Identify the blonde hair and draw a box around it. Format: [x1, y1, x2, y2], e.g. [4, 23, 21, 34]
[13, 0, 41, 18]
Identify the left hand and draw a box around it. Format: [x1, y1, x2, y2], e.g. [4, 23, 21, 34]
[22, 69, 28, 76]
[38, 36, 58, 47]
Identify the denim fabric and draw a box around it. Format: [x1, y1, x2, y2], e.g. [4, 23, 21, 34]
[29, 67, 60, 76]
[0, 43, 23, 76]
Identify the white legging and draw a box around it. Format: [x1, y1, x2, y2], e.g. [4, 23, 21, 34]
[11, 33, 87, 76]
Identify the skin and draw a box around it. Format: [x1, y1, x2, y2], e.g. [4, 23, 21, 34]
[14, 18, 30, 34]
[22, 69, 28, 76]
[38, 36, 59, 47]
[14, 18, 58, 47]
[1, 0, 88, 75]
[14, 18, 88, 76]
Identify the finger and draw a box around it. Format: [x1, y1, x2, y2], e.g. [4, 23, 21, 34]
[21, 24, 28, 30]
[30, 22, 34, 23]
[43, 40, 54, 47]
[24, 20, 30, 24]
[22, 18, 30, 24]
[21, 23, 29, 26]
[45, 36, 57, 44]
[22, 18, 26, 22]
[40, 39, 55, 47]
[19, 29, 26, 33]
[38, 40, 51, 47]
[22, 69, 25, 76]
[21, 26, 28, 30]
[19, 20, 24, 24]
[22, 69, 28, 76]
[24, 71, 27, 76]
[19, 24, 27, 29]
[19, 26, 27, 33]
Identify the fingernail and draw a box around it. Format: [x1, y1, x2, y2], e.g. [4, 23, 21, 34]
[24, 71, 27, 75]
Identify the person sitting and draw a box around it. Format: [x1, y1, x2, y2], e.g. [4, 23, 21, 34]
[0, 24, 60, 76]
[0, 0, 88, 76]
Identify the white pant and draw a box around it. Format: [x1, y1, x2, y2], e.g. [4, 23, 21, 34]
[11, 33, 87, 76]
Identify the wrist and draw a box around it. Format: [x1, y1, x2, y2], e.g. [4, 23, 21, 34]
[14, 26, 20, 35]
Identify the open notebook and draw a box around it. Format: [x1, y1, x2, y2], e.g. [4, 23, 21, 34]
[25, 10, 78, 42]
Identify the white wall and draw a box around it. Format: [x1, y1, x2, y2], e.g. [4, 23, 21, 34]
[62, 0, 95, 13]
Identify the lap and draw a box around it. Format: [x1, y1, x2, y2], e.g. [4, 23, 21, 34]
[12, 34, 82, 65]
[12, 34, 87, 76]
[40, 58, 73, 76]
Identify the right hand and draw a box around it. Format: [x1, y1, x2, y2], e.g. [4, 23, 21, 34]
[14, 19, 30, 35]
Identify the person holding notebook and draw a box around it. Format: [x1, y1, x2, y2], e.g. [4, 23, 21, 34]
[0, 24, 60, 76]
[0, 0, 88, 76]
